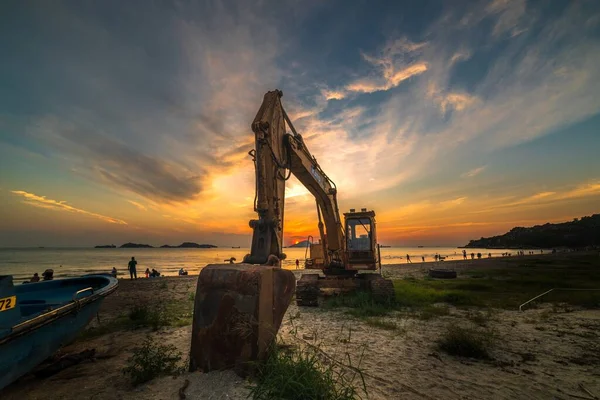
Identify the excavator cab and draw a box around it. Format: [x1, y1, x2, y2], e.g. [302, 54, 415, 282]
[344, 208, 378, 270]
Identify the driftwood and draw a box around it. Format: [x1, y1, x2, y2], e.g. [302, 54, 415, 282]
[33, 349, 96, 378]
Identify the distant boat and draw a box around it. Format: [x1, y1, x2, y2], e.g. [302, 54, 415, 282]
[0, 274, 118, 390]
[231, 246, 240, 249]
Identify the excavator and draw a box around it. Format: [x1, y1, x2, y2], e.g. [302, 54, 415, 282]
[242, 89, 395, 306]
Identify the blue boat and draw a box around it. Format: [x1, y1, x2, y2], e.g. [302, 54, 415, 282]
[0, 274, 118, 390]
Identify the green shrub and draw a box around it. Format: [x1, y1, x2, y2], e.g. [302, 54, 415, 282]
[365, 318, 398, 330]
[324, 291, 396, 318]
[437, 325, 495, 359]
[249, 343, 366, 400]
[122, 336, 185, 385]
[128, 305, 169, 330]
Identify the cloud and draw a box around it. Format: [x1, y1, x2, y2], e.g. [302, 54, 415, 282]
[30, 116, 205, 203]
[11, 190, 127, 225]
[127, 200, 147, 211]
[470, 180, 600, 214]
[461, 166, 487, 178]
[321, 89, 346, 101]
[439, 196, 468, 209]
[11, 1, 286, 204]
[347, 63, 428, 94]
[559, 181, 600, 200]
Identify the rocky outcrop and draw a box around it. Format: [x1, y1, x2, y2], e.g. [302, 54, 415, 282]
[189, 264, 295, 377]
[463, 214, 600, 249]
[119, 243, 154, 248]
[161, 242, 218, 248]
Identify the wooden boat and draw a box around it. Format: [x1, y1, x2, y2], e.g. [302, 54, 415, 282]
[0, 274, 118, 390]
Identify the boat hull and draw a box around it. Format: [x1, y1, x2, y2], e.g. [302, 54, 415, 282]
[0, 275, 118, 390]
[0, 298, 103, 389]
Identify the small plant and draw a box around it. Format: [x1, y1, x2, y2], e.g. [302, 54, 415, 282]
[465, 309, 492, 326]
[122, 336, 185, 385]
[248, 342, 366, 400]
[437, 325, 495, 359]
[128, 305, 169, 330]
[419, 305, 450, 320]
[324, 291, 396, 318]
[188, 291, 195, 302]
[365, 318, 397, 330]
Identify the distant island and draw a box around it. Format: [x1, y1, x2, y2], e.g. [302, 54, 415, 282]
[120, 242, 154, 248]
[160, 242, 217, 248]
[463, 214, 600, 249]
[289, 240, 310, 248]
[102, 242, 218, 249]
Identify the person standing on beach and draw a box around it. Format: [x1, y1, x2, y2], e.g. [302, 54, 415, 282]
[463, 250, 467, 260]
[128, 257, 138, 280]
[296, 259, 300, 269]
[406, 254, 412, 263]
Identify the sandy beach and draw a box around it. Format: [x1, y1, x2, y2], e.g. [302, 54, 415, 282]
[2, 253, 599, 400]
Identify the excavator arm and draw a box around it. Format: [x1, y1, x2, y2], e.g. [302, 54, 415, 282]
[243, 90, 345, 267]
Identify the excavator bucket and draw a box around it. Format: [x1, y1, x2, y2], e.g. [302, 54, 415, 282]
[189, 263, 295, 376]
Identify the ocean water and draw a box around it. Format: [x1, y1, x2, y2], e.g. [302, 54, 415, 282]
[0, 246, 541, 283]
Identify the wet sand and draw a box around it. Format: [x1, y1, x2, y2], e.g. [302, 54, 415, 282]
[2, 254, 599, 400]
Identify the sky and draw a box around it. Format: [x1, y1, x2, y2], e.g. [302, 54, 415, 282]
[1, 0, 600, 248]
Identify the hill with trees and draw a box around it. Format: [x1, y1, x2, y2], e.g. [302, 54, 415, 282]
[463, 214, 600, 249]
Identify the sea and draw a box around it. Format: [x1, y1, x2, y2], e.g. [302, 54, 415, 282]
[0, 246, 545, 283]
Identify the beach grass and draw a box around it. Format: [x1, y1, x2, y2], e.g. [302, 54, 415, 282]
[77, 298, 195, 341]
[437, 325, 496, 359]
[323, 254, 600, 320]
[122, 336, 185, 385]
[398, 254, 600, 309]
[248, 342, 367, 400]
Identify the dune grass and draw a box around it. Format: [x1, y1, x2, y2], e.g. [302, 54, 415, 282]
[437, 325, 496, 359]
[248, 343, 367, 400]
[77, 299, 194, 341]
[397, 254, 600, 309]
[122, 336, 185, 385]
[323, 254, 600, 320]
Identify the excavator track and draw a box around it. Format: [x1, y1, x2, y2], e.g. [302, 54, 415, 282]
[364, 275, 395, 303]
[295, 273, 395, 307]
[295, 274, 320, 307]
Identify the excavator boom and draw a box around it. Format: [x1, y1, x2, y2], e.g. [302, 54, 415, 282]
[243, 89, 395, 307]
[243, 90, 345, 267]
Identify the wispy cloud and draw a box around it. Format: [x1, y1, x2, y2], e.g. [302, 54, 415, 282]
[470, 180, 600, 213]
[461, 166, 487, 178]
[127, 200, 147, 211]
[347, 63, 428, 94]
[321, 88, 346, 101]
[439, 196, 468, 209]
[11, 190, 127, 225]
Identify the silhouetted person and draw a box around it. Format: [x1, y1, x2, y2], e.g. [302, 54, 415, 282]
[477, 253, 482, 259]
[296, 259, 300, 269]
[30, 273, 40, 282]
[406, 254, 412, 263]
[421, 256, 425, 262]
[42, 269, 54, 281]
[128, 257, 138, 280]
[488, 253, 492, 258]
[111, 267, 117, 278]
[471, 253, 475, 260]
[463, 250, 467, 260]
[145, 268, 150, 278]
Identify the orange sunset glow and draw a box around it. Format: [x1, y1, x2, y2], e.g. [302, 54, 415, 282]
[1, 1, 600, 248]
